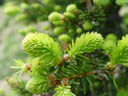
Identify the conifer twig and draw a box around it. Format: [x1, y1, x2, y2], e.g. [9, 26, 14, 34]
[69, 71, 94, 80]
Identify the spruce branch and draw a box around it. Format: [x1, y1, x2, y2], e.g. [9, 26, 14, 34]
[25, 75, 50, 94]
[68, 32, 103, 58]
[69, 71, 93, 79]
[53, 83, 76, 96]
[22, 33, 62, 66]
[6, 76, 32, 96]
[110, 35, 128, 66]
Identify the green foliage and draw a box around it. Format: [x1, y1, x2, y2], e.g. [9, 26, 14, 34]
[68, 32, 103, 58]
[58, 34, 72, 42]
[110, 35, 128, 66]
[93, 0, 111, 7]
[54, 83, 76, 96]
[22, 33, 62, 66]
[66, 4, 77, 13]
[82, 21, 93, 31]
[117, 89, 128, 96]
[28, 57, 51, 76]
[116, 0, 128, 6]
[20, 3, 29, 10]
[76, 27, 83, 34]
[105, 34, 118, 41]
[0, 88, 6, 96]
[16, 14, 28, 22]
[48, 12, 63, 25]
[19, 25, 37, 36]
[64, 12, 76, 19]
[7, 75, 32, 96]
[102, 34, 117, 54]
[25, 75, 50, 94]
[103, 40, 116, 54]
[4, 5, 20, 16]
[53, 26, 64, 36]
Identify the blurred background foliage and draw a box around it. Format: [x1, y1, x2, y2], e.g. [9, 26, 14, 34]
[0, 0, 26, 79]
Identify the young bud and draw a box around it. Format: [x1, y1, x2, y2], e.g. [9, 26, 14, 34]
[53, 27, 64, 36]
[66, 4, 77, 13]
[22, 33, 62, 65]
[82, 21, 93, 30]
[58, 34, 72, 42]
[48, 12, 62, 23]
[68, 29, 75, 35]
[19, 29, 27, 36]
[54, 5, 62, 12]
[105, 62, 114, 70]
[76, 27, 83, 34]
[102, 40, 116, 54]
[16, 14, 27, 22]
[105, 34, 117, 41]
[64, 12, 76, 19]
[5, 6, 20, 16]
[20, 3, 29, 10]
[42, 25, 51, 31]
[26, 75, 49, 94]
[54, 83, 75, 96]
